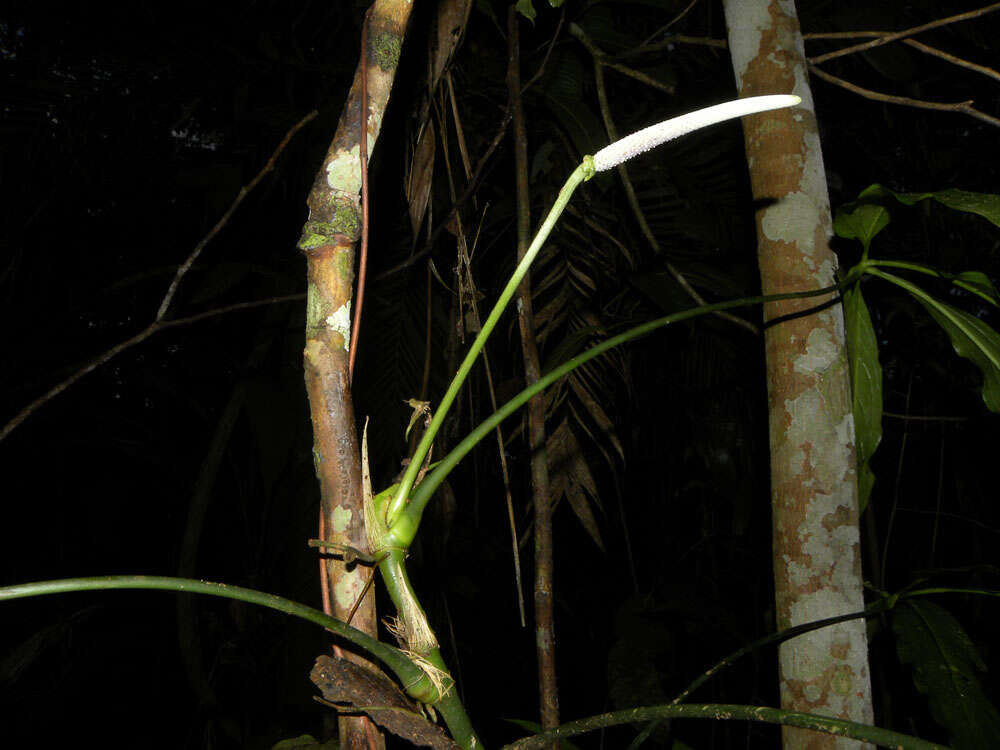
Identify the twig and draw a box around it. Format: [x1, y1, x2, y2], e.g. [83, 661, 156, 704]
[808, 2, 1000, 66]
[616, 33, 726, 61]
[639, 0, 700, 49]
[156, 110, 317, 321]
[901, 38, 1000, 83]
[508, 7, 559, 735]
[806, 31, 1000, 84]
[808, 64, 1000, 127]
[603, 60, 675, 94]
[0, 294, 303, 442]
[569, 23, 675, 94]
[521, 7, 565, 94]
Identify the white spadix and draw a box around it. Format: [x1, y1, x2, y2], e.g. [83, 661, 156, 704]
[591, 94, 801, 172]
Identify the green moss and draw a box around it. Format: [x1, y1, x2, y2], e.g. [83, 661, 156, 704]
[334, 248, 352, 279]
[297, 212, 360, 250]
[305, 281, 328, 328]
[371, 31, 401, 70]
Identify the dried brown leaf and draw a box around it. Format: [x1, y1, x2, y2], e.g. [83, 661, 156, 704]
[546, 420, 605, 551]
[311, 656, 458, 749]
[429, 0, 473, 94]
[406, 121, 436, 242]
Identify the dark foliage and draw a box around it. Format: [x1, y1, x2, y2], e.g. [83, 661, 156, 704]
[1, 1, 998, 748]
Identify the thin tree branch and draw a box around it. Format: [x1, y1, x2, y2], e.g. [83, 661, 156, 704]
[804, 30, 1000, 84]
[156, 110, 316, 321]
[1, 294, 304, 442]
[508, 8, 560, 740]
[807, 1, 1000, 65]
[901, 38, 1000, 83]
[639, 0, 700, 49]
[808, 64, 1000, 127]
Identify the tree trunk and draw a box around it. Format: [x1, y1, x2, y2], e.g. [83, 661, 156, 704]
[298, 2, 414, 747]
[722, 2, 875, 747]
[506, 8, 560, 742]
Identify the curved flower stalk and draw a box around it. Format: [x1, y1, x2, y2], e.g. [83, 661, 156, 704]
[388, 94, 802, 527]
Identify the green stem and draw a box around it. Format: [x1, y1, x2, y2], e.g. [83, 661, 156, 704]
[865, 267, 936, 299]
[865, 259, 948, 277]
[402, 283, 844, 528]
[671, 605, 883, 705]
[388, 160, 595, 524]
[0, 576, 432, 699]
[500, 703, 948, 750]
[376, 550, 483, 747]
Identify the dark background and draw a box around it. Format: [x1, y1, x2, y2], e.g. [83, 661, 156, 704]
[2, 0, 998, 747]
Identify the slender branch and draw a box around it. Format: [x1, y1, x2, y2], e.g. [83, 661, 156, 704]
[521, 7, 565, 94]
[807, 64, 1000, 127]
[508, 7, 560, 739]
[156, 110, 316, 321]
[639, 0, 700, 49]
[2, 110, 315, 443]
[901, 38, 1000, 83]
[0, 294, 303, 442]
[805, 31, 1000, 83]
[808, 2, 1000, 66]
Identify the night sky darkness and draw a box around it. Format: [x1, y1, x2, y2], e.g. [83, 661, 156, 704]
[2, 1, 999, 748]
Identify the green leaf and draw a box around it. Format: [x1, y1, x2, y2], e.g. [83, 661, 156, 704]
[866, 260, 1000, 308]
[873, 269, 1000, 412]
[516, 0, 536, 22]
[843, 285, 882, 511]
[916, 297, 1000, 412]
[893, 600, 1000, 749]
[891, 187, 1000, 228]
[833, 193, 890, 254]
[953, 271, 1000, 308]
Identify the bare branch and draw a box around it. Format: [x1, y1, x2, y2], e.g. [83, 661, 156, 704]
[808, 2, 1000, 65]
[0, 294, 303, 442]
[808, 64, 1000, 127]
[156, 110, 316, 321]
[901, 38, 1000, 83]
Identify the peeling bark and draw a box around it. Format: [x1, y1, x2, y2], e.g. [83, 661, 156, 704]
[298, 2, 415, 747]
[723, 1, 874, 748]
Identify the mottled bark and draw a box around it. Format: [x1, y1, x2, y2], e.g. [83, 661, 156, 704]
[723, 1, 874, 748]
[298, 2, 414, 747]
